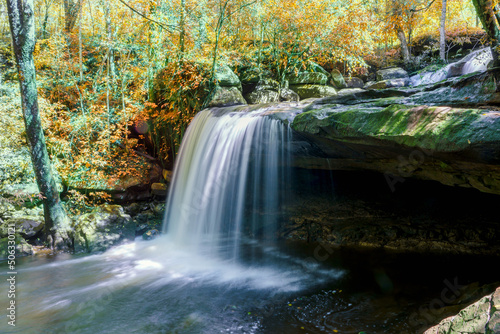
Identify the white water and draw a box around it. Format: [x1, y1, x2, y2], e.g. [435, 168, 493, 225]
[163, 108, 292, 261]
[410, 48, 493, 86]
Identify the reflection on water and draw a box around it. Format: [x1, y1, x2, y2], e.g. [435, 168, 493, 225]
[1, 238, 499, 334]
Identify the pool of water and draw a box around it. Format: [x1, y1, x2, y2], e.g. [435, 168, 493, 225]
[1, 238, 498, 334]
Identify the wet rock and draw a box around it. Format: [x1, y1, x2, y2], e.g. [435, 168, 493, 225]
[424, 287, 500, 334]
[73, 204, 135, 253]
[246, 89, 280, 104]
[142, 229, 160, 240]
[364, 78, 409, 90]
[280, 88, 300, 102]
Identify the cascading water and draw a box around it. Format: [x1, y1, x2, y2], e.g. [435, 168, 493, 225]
[410, 47, 493, 86]
[163, 108, 292, 262]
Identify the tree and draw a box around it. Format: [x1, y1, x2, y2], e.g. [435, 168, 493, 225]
[440, 0, 447, 61]
[471, 0, 500, 65]
[6, 0, 72, 248]
[63, 0, 83, 33]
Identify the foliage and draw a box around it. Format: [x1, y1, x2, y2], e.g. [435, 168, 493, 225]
[148, 60, 212, 165]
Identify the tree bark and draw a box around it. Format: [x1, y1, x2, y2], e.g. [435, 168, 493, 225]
[63, 0, 82, 33]
[440, 0, 447, 61]
[472, 0, 500, 66]
[6, 0, 72, 249]
[397, 28, 411, 63]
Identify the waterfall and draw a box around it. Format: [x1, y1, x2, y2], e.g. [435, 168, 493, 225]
[162, 108, 292, 261]
[410, 48, 493, 86]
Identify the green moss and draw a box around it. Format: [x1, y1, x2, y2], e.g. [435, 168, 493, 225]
[292, 104, 499, 152]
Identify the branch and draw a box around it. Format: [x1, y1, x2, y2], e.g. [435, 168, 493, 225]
[115, 0, 177, 32]
[411, 0, 437, 13]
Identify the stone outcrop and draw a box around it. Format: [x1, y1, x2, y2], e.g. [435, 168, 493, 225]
[291, 104, 500, 195]
[424, 287, 500, 334]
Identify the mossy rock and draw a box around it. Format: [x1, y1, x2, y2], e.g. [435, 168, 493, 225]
[289, 84, 337, 99]
[72, 204, 135, 253]
[0, 234, 33, 260]
[292, 104, 500, 153]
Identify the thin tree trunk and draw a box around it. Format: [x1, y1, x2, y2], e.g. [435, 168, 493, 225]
[78, 3, 83, 81]
[179, 0, 185, 55]
[397, 28, 410, 63]
[6, 0, 71, 249]
[63, 0, 82, 33]
[440, 0, 447, 61]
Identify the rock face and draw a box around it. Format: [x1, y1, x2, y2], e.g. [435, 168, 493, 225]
[424, 287, 500, 334]
[291, 104, 500, 195]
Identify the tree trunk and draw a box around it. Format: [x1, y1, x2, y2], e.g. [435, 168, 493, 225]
[440, 0, 447, 61]
[397, 28, 411, 63]
[472, 0, 500, 66]
[63, 0, 82, 33]
[6, 0, 71, 249]
[179, 0, 186, 55]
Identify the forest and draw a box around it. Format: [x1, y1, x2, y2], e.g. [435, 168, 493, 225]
[1, 1, 500, 332]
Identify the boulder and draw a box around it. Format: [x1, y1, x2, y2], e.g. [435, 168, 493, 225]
[0, 206, 44, 238]
[0, 235, 33, 259]
[214, 64, 241, 87]
[286, 72, 328, 85]
[151, 183, 167, 197]
[376, 67, 409, 81]
[73, 204, 135, 253]
[255, 78, 280, 91]
[346, 77, 364, 88]
[244, 79, 281, 104]
[331, 69, 347, 89]
[207, 86, 247, 108]
[239, 68, 272, 85]
[424, 287, 500, 334]
[280, 88, 300, 102]
[290, 84, 337, 99]
[246, 89, 280, 104]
